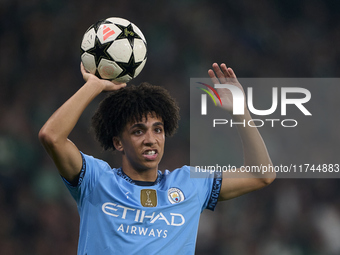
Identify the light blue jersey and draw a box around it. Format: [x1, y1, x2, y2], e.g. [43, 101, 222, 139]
[63, 152, 222, 255]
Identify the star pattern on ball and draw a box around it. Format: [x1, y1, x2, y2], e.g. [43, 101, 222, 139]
[86, 36, 114, 66]
[115, 23, 142, 48]
[80, 18, 147, 82]
[116, 54, 142, 79]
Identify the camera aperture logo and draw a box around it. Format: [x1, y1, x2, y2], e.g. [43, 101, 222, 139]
[196, 82, 223, 115]
[196, 82, 312, 128]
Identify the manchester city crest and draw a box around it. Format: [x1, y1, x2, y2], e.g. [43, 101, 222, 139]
[168, 187, 185, 204]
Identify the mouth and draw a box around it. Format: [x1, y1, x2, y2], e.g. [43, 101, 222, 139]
[142, 149, 158, 160]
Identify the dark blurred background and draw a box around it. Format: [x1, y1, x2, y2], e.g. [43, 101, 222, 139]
[1, 0, 340, 254]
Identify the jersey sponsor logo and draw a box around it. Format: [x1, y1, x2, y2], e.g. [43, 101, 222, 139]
[102, 202, 185, 226]
[168, 187, 185, 204]
[140, 189, 157, 207]
[117, 224, 168, 238]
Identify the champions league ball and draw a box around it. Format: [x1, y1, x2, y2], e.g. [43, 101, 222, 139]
[80, 17, 147, 83]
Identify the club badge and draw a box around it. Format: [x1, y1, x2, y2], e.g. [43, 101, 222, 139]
[168, 187, 185, 204]
[140, 189, 157, 207]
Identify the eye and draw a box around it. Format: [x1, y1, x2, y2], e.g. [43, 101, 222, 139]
[133, 130, 143, 135]
[155, 127, 163, 133]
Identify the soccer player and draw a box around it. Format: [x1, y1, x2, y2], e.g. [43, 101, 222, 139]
[39, 62, 275, 254]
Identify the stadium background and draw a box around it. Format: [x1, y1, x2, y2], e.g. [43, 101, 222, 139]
[1, 0, 340, 254]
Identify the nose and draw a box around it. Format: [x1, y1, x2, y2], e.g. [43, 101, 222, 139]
[143, 130, 156, 145]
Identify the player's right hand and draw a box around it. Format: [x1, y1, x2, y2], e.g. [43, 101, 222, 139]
[208, 63, 245, 114]
[80, 62, 126, 92]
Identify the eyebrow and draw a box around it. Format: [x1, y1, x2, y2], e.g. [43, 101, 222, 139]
[129, 122, 164, 130]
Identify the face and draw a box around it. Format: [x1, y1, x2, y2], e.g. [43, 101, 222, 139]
[113, 113, 165, 173]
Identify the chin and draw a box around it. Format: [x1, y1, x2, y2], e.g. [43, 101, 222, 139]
[142, 161, 161, 171]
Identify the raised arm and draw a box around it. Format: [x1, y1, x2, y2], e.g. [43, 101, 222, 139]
[38, 63, 126, 183]
[208, 63, 276, 201]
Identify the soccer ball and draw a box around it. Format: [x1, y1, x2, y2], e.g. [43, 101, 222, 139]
[80, 17, 147, 83]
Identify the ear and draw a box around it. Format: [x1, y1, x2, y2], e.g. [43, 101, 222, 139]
[113, 137, 124, 152]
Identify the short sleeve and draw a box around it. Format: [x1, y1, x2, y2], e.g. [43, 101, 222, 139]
[62, 152, 111, 206]
[188, 166, 222, 212]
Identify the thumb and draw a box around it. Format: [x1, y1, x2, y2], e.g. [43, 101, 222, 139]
[80, 62, 91, 81]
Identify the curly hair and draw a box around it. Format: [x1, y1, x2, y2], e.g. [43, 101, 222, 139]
[91, 82, 180, 150]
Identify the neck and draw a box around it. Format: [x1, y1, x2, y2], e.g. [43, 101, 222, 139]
[121, 157, 158, 182]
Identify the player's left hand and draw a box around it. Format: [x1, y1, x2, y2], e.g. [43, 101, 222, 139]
[208, 63, 246, 114]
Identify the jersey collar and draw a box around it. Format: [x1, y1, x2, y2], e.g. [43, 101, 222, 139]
[116, 168, 163, 186]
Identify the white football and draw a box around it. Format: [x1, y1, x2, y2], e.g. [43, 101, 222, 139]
[80, 17, 147, 83]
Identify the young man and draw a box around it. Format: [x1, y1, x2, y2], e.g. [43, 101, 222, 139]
[39, 63, 275, 254]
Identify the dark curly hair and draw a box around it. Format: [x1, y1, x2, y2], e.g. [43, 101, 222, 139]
[91, 82, 180, 150]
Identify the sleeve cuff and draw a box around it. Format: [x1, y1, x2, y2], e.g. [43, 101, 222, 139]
[206, 171, 222, 211]
[61, 152, 86, 187]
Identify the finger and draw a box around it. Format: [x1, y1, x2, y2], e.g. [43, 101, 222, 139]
[111, 79, 126, 86]
[80, 62, 90, 82]
[116, 85, 127, 90]
[212, 63, 228, 84]
[226, 67, 239, 85]
[208, 69, 220, 85]
[103, 82, 127, 91]
[220, 63, 231, 78]
[80, 62, 91, 77]
[112, 83, 127, 91]
[227, 67, 237, 79]
[112, 82, 127, 89]
[221, 64, 238, 84]
[117, 83, 127, 88]
[80, 62, 88, 73]
[80, 62, 85, 73]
